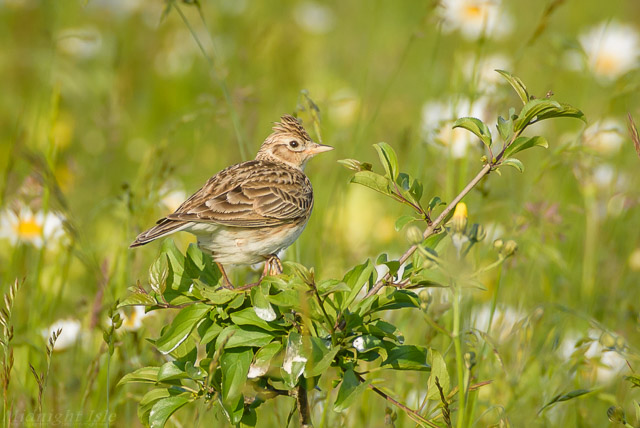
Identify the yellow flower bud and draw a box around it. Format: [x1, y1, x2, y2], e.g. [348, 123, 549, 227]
[450, 202, 468, 234]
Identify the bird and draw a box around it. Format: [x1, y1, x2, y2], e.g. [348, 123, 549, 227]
[130, 115, 333, 289]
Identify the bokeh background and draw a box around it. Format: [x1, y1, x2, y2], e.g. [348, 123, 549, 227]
[1, 0, 640, 426]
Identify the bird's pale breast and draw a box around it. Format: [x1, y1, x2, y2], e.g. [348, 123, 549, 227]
[187, 220, 308, 265]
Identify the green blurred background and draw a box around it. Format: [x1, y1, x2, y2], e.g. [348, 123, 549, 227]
[1, 0, 640, 426]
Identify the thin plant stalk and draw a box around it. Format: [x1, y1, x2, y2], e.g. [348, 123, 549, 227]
[452, 281, 465, 428]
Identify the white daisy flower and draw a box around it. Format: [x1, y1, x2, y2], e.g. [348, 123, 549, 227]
[440, 0, 513, 40]
[0, 207, 66, 248]
[293, 2, 335, 35]
[42, 319, 82, 351]
[56, 27, 102, 60]
[473, 304, 526, 342]
[464, 54, 513, 93]
[582, 119, 625, 155]
[579, 21, 640, 81]
[120, 306, 150, 332]
[421, 97, 491, 158]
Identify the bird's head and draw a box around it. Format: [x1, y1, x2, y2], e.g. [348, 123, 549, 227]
[256, 115, 333, 169]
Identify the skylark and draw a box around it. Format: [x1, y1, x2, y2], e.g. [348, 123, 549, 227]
[130, 115, 333, 288]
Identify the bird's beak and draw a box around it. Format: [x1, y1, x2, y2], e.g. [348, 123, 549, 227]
[307, 142, 334, 155]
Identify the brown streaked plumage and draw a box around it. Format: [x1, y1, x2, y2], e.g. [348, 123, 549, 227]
[130, 115, 333, 288]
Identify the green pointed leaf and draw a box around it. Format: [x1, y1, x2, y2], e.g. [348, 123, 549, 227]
[539, 389, 592, 413]
[149, 396, 191, 428]
[341, 259, 376, 310]
[230, 307, 286, 332]
[221, 347, 253, 405]
[334, 369, 371, 412]
[503, 136, 549, 158]
[305, 344, 340, 378]
[157, 361, 189, 382]
[216, 325, 275, 349]
[427, 349, 449, 400]
[453, 117, 492, 148]
[381, 345, 430, 371]
[515, 99, 585, 132]
[118, 292, 156, 308]
[281, 332, 307, 388]
[496, 69, 529, 105]
[395, 215, 418, 231]
[501, 158, 524, 173]
[350, 171, 394, 197]
[249, 342, 283, 378]
[496, 115, 514, 143]
[155, 304, 210, 354]
[373, 142, 399, 179]
[428, 196, 445, 212]
[138, 388, 174, 425]
[250, 286, 277, 322]
[149, 254, 168, 295]
[117, 366, 159, 386]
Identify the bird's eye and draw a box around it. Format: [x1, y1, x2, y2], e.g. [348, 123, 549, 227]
[289, 140, 299, 148]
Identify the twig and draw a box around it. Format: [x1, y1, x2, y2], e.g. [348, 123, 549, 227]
[365, 163, 491, 298]
[365, 125, 524, 299]
[356, 373, 439, 428]
[296, 381, 313, 428]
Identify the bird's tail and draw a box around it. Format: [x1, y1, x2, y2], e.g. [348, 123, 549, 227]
[130, 218, 189, 248]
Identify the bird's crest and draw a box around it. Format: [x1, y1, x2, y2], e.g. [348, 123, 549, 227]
[272, 115, 312, 141]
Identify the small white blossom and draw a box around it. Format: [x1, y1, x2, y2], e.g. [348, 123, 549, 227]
[293, 2, 334, 34]
[120, 306, 150, 331]
[440, 0, 513, 40]
[579, 21, 640, 81]
[421, 97, 491, 158]
[463, 54, 512, 93]
[0, 207, 66, 248]
[42, 319, 81, 351]
[57, 27, 102, 59]
[582, 119, 625, 155]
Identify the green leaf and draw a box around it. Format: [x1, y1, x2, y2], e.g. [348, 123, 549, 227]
[496, 115, 514, 143]
[501, 158, 524, 173]
[192, 282, 237, 305]
[350, 171, 394, 197]
[427, 349, 449, 400]
[118, 366, 159, 386]
[495, 70, 529, 105]
[138, 388, 173, 425]
[514, 99, 585, 132]
[334, 369, 371, 412]
[249, 342, 283, 378]
[199, 322, 223, 345]
[149, 254, 168, 295]
[364, 289, 421, 314]
[118, 292, 156, 308]
[341, 259, 375, 310]
[155, 304, 211, 354]
[250, 287, 277, 322]
[395, 215, 418, 231]
[157, 362, 189, 382]
[539, 389, 592, 413]
[281, 332, 307, 388]
[381, 345, 430, 371]
[230, 307, 286, 332]
[304, 337, 337, 378]
[453, 117, 492, 148]
[373, 142, 399, 179]
[149, 396, 191, 428]
[216, 325, 275, 349]
[503, 136, 548, 158]
[428, 196, 444, 212]
[221, 347, 253, 405]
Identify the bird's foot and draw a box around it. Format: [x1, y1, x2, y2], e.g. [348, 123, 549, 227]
[265, 255, 283, 276]
[216, 262, 235, 290]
